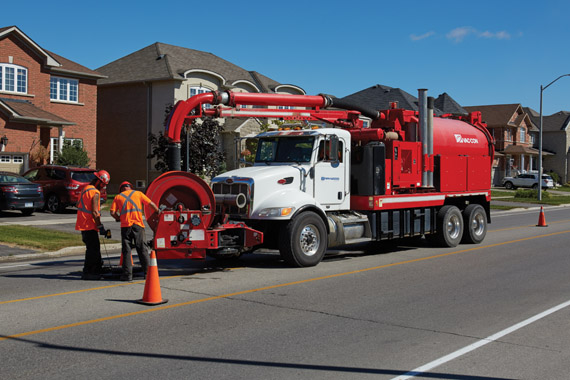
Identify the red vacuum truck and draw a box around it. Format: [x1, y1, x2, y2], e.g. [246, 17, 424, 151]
[143, 89, 494, 267]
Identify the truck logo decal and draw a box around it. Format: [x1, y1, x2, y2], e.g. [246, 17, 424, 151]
[321, 177, 340, 181]
[455, 134, 479, 144]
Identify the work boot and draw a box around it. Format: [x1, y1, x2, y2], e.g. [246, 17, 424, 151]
[120, 274, 133, 282]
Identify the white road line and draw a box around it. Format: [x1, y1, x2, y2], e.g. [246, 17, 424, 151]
[392, 299, 570, 379]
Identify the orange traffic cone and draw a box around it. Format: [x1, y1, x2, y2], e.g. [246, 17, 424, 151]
[537, 207, 548, 227]
[136, 250, 168, 306]
[119, 253, 134, 266]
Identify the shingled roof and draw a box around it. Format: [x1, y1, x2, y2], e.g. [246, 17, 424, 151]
[0, 98, 74, 125]
[541, 111, 570, 132]
[463, 104, 538, 131]
[0, 26, 104, 79]
[96, 42, 289, 92]
[340, 84, 466, 116]
[434, 92, 468, 115]
[341, 84, 421, 111]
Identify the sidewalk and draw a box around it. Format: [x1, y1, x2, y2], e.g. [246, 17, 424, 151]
[0, 242, 121, 263]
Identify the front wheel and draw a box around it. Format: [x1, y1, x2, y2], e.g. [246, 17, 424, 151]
[279, 211, 327, 267]
[461, 204, 487, 244]
[504, 182, 514, 190]
[435, 205, 463, 247]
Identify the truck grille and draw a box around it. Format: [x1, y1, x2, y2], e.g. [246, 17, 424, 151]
[212, 180, 252, 216]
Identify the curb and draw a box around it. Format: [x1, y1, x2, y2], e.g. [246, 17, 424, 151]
[0, 243, 122, 263]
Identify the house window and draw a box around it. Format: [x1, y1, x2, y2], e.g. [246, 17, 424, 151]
[505, 128, 512, 142]
[50, 77, 79, 102]
[519, 128, 526, 143]
[0, 155, 10, 163]
[13, 155, 23, 163]
[50, 137, 83, 163]
[189, 86, 212, 109]
[0, 64, 27, 94]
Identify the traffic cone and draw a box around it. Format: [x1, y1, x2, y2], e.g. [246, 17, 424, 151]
[119, 253, 134, 266]
[136, 250, 168, 306]
[536, 207, 548, 227]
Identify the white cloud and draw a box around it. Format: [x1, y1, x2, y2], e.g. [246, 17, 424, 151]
[446, 27, 512, 42]
[446, 26, 476, 42]
[410, 31, 435, 41]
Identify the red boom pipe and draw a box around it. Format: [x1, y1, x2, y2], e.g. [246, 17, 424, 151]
[226, 92, 328, 108]
[165, 91, 330, 143]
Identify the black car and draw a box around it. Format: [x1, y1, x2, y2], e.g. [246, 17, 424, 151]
[0, 171, 45, 216]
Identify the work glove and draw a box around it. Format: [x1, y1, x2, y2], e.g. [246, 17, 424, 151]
[98, 225, 106, 236]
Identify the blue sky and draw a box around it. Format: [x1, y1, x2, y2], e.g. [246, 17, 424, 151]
[3, 0, 569, 114]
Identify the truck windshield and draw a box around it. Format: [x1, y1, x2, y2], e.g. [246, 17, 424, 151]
[256, 136, 315, 163]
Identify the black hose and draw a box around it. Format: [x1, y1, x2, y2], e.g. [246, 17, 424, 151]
[321, 94, 381, 120]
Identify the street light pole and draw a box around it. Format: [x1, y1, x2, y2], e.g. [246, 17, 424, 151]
[538, 74, 570, 201]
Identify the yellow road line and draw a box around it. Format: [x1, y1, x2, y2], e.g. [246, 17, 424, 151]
[0, 276, 178, 305]
[2, 229, 570, 342]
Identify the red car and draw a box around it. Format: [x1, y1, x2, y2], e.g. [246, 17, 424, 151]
[23, 165, 107, 213]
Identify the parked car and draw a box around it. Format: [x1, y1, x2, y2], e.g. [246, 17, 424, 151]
[0, 171, 45, 215]
[502, 172, 554, 190]
[23, 165, 107, 213]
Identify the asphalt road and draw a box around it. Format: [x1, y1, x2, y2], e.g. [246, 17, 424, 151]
[1, 206, 570, 379]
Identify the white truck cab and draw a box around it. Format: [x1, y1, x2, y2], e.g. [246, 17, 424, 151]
[212, 128, 351, 220]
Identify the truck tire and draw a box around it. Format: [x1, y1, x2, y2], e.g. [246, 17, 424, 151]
[461, 204, 487, 244]
[279, 211, 327, 267]
[435, 205, 463, 247]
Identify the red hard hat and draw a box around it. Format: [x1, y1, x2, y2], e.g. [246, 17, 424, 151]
[119, 181, 132, 191]
[94, 170, 110, 185]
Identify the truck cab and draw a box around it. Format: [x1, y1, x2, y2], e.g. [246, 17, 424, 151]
[212, 128, 351, 219]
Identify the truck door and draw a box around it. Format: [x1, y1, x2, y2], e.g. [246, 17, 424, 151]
[313, 137, 345, 205]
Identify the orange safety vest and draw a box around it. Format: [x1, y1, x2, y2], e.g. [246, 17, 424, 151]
[75, 185, 100, 231]
[110, 189, 151, 228]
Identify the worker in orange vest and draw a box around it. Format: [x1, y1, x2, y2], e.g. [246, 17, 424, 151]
[75, 170, 110, 280]
[110, 181, 159, 281]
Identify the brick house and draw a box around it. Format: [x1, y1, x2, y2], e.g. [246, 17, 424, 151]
[464, 104, 540, 186]
[96, 42, 305, 192]
[0, 26, 105, 173]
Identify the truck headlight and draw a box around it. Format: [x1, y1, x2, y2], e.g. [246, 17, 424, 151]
[258, 207, 294, 217]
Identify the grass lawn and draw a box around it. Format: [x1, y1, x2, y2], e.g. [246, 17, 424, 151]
[0, 225, 119, 251]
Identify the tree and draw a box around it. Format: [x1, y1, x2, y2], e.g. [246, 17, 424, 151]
[148, 104, 225, 177]
[54, 140, 90, 167]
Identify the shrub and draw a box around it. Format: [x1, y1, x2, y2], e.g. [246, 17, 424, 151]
[54, 140, 90, 167]
[514, 189, 550, 199]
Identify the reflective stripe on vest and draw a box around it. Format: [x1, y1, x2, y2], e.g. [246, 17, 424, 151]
[77, 186, 97, 214]
[117, 190, 143, 216]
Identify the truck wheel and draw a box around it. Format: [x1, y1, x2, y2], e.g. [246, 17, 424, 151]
[461, 204, 487, 244]
[504, 182, 514, 190]
[435, 205, 463, 247]
[279, 211, 327, 267]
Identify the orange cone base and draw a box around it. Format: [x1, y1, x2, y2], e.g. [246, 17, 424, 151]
[136, 298, 168, 306]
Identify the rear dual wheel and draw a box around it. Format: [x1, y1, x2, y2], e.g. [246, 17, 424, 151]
[461, 204, 487, 244]
[434, 205, 463, 247]
[433, 204, 487, 247]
